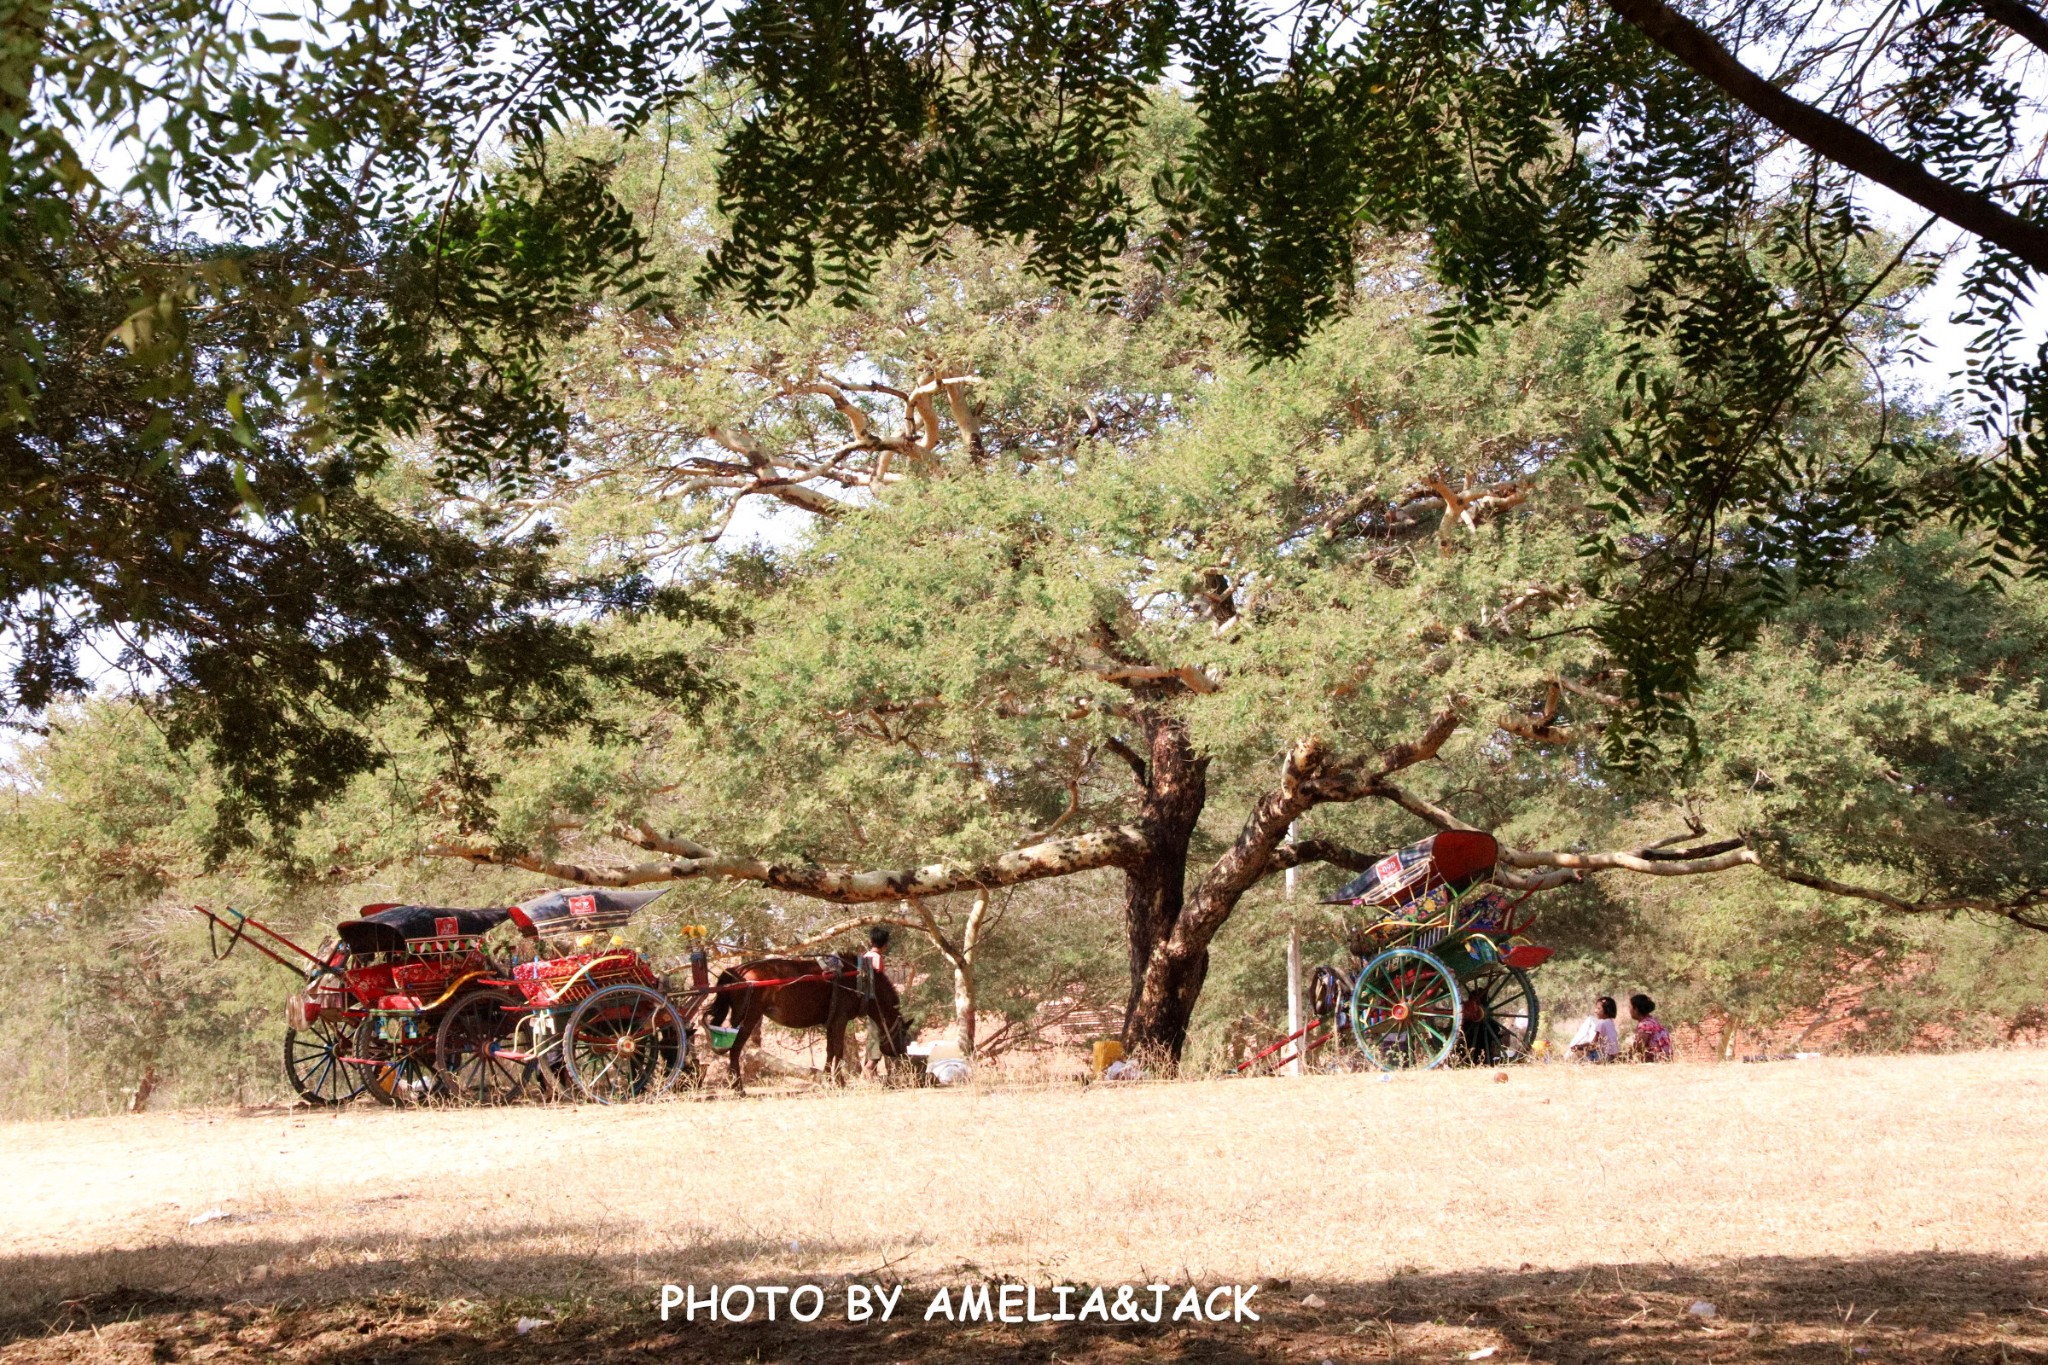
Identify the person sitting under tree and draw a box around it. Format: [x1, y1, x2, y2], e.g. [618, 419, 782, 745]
[1626, 994, 1674, 1062]
[1568, 996, 1620, 1062]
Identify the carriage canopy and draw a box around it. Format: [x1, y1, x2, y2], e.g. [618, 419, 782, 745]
[508, 886, 673, 938]
[1321, 830, 1499, 908]
[335, 904, 513, 954]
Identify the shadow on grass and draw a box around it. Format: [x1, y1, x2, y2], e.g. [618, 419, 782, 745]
[2, 1242, 2046, 1363]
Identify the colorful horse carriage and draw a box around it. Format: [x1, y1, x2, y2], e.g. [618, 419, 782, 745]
[1246, 830, 1556, 1073]
[436, 886, 706, 1104]
[195, 886, 710, 1107]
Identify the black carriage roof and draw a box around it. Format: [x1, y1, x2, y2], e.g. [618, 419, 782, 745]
[1321, 830, 1500, 906]
[508, 886, 672, 938]
[335, 904, 512, 954]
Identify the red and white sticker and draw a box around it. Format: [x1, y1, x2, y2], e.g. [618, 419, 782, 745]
[568, 894, 597, 917]
[435, 916, 460, 937]
[1373, 854, 1403, 883]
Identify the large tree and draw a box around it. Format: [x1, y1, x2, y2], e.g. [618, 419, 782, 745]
[409, 187, 2048, 1059]
[8, 180, 2044, 1092]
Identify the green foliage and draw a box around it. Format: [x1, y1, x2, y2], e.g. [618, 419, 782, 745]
[12, 0, 2047, 826]
[2, 0, 705, 836]
[6, 124, 2046, 1109]
[695, 0, 2047, 765]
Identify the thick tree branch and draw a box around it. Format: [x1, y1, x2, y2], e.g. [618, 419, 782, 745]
[1303, 698, 1470, 805]
[1093, 663, 1222, 694]
[1266, 830, 2048, 929]
[898, 896, 964, 964]
[1017, 760, 1087, 846]
[1263, 838, 1377, 874]
[426, 825, 1150, 904]
[1499, 681, 1588, 746]
[1350, 774, 1482, 832]
[1503, 845, 1761, 876]
[1136, 740, 1333, 1012]
[1764, 865, 2048, 931]
[1493, 865, 1588, 891]
[1979, 0, 2048, 57]
[1132, 703, 1474, 1015]
[1641, 836, 1746, 861]
[1608, 0, 2048, 273]
[1104, 733, 1150, 786]
[1365, 699, 1467, 778]
[1187, 741, 1333, 913]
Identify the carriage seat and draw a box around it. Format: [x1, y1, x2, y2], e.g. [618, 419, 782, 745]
[511, 950, 658, 1006]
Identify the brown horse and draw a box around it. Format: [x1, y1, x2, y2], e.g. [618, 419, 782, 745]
[706, 951, 914, 1089]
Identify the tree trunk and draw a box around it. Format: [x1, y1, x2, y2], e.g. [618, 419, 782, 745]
[1123, 934, 1212, 1061]
[128, 1063, 160, 1114]
[1122, 737, 1333, 1064]
[953, 961, 976, 1055]
[953, 891, 990, 1055]
[1119, 711, 1209, 1059]
[1716, 1014, 1740, 1061]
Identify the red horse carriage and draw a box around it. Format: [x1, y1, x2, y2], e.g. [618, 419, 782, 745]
[196, 900, 509, 1106]
[195, 886, 710, 1105]
[434, 886, 708, 1104]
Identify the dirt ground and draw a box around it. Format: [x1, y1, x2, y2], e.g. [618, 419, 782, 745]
[5, 1050, 2047, 1363]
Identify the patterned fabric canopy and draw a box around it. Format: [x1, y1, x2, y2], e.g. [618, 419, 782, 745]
[335, 904, 512, 954]
[508, 886, 673, 939]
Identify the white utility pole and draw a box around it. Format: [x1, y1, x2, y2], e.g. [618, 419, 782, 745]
[1285, 926, 1304, 1076]
[1283, 820, 1304, 1076]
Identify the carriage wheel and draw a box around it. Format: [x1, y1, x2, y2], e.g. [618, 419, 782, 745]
[434, 989, 530, 1105]
[350, 1015, 441, 1106]
[1295, 965, 1357, 1073]
[1350, 947, 1462, 1071]
[1307, 964, 1349, 1020]
[560, 985, 688, 1104]
[1459, 964, 1540, 1065]
[284, 1016, 365, 1106]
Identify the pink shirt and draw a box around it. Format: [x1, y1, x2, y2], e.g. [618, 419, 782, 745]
[1634, 1016, 1673, 1059]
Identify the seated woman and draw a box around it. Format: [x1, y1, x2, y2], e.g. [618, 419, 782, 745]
[1625, 993, 1674, 1061]
[1567, 996, 1619, 1062]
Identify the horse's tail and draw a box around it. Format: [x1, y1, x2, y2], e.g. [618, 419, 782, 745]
[708, 967, 745, 1028]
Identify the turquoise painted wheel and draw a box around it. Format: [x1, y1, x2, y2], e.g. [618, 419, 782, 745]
[1350, 947, 1463, 1070]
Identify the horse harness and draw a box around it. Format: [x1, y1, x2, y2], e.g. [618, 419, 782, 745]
[818, 950, 881, 1033]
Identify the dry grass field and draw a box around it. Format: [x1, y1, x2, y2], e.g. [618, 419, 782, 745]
[4, 1050, 2048, 1363]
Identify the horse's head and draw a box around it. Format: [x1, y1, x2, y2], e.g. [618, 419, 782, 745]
[706, 966, 746, 1028]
